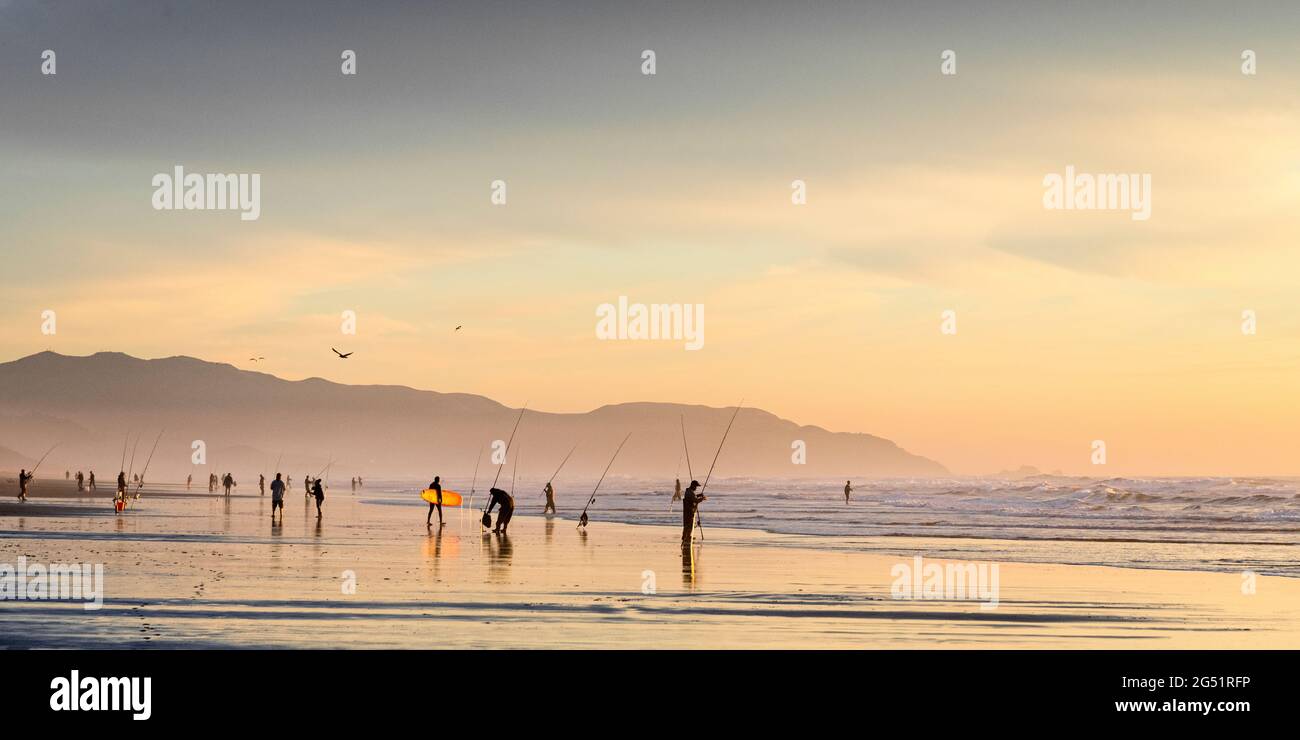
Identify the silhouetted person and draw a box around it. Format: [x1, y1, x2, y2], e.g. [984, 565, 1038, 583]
[543, 481, 556, 515]
[223, 473, 235, 496]
[117, 470, 127, 498]
[311, 478, 325, 518]
[426, 475, 443, 526]
[270, 473, 285, 521]
[304, 476, 312, 500]
[487, 487, 514, 534]
[76, 471, 84, 491]
[681, 480, 705, 546]
[673, 478, 682, 502]
[844, 480, 852, 504]
[351, 477, 357, 492]
[17, 469, 32, 502]
[88, 471, 95, 491]
[186, 473, 191, 491]
[259, 474, 265, 495]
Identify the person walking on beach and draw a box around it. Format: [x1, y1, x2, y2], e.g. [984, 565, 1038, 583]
[304, 476, 312, 500]
[486, 487, 514, 534]
[259, 474, 265, 496]
[681, 480, 705, 546]
[426, 475, 444, 526]
[844, 480, 852, 504]
[351, 477, 357, 492]
[673, 477, 682, 502]
[223, 473, 235, 496]
[76, 471, 85, 491]
[186, 473, 192, 491]
[543, 481, 556, 515]
[270, 473, 285, 522]
[88, 471, 95, 491]
[17, 469, 33, 502]
[311, 477, 325, 518]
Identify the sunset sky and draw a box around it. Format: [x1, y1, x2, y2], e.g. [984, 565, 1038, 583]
[2, 1, 1299, 475]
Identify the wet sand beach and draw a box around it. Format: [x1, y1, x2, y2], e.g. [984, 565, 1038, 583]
[2, 480, 1298, 649]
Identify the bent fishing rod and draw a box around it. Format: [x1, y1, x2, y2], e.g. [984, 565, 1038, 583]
[578, 432, 631, 529]
[546, 444, 578, 487]
[29, 442, 60, 477]
[132, 430, 165, 499]
[693, 401, 744, 542]
[482, 404, 528, 527]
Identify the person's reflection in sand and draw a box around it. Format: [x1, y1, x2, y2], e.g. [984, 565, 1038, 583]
[578, 527, 588, 546]
[681, 543, 699, 589]
[487, 532, 513, 582]
[544, 517, 555, 544]
[314, 519, 323, 537]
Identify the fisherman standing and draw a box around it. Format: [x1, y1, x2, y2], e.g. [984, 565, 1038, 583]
[673, 478, 682, 502]
[223, 473, 235, 496]
[486, 487, 514, 534]
[259, 474, 266, 496]
[311, 477, 325, 518]
[88, 471, 95, 491]
[270, 473, 286, 522]
[426, 475, 443, 526]
[681, 480, 705, 546]
[543, 481, 556, 515]
[844, 480, 852, 504]
[76, 471, 85, 491]
[186, 473, 192, 490]
[17, 469, 33, 502]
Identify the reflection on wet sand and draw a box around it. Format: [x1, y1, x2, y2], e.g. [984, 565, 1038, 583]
[682, 543, 699, 588]
[544, 517, 554, 544]
[487, 532, 512, 582]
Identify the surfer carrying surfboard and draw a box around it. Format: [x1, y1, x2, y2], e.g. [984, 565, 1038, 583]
[426, 475, 444, 526]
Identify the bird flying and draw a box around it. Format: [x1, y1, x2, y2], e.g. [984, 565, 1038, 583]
[332, 348, 353, 359]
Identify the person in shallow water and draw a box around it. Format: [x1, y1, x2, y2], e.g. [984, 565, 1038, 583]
[311, 477, 325, 518]
[543, 481, 556, 515]
[486, 487, 515, 534]
[673, 478, 682, 502]
[681, 479, 705, 546]
[17, 469, 32, 502]
[844, 480, 852, 504]
[426, 475, 443, 526]
[269, 472, 285, 522]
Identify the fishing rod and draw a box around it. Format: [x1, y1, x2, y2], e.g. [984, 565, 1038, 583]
[464, 443, 485, 513]
[680, 415, 694, 480]
[578, 432, 631, 529]
[29, 443, 60, 477]
[693, 401, 744, 542]
[126, 432, 141, 483]
[510, 446, 520, 496]
[483, 404, 528, 524]
[119, 431, 131, 474]
[546, 444, 578, 486]
[132, 430, 165, 499]
[273, 451, 283, 474]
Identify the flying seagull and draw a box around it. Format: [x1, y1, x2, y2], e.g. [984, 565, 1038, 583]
[455, 325, 462, 331]
[249, 357, 265, 362]
[332, 348, 353, 359]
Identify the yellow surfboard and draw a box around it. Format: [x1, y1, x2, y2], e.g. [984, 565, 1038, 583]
[421, 489, 462, 507]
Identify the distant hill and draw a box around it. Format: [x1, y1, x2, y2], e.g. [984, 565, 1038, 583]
[0, 351, 948, 481]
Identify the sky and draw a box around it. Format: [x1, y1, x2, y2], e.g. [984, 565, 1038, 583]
[2, 0, 1299, 476]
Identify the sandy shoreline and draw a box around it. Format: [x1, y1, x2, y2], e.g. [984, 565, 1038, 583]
[2, 480, 1298, 648]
